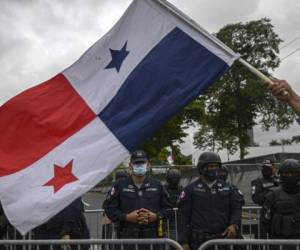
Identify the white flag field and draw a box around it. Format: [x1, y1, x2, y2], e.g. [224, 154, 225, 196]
[0, 0, 239, 234]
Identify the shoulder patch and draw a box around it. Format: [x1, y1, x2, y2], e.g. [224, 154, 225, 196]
[179, 190, 186, 199]
[110, 187, 116, 196]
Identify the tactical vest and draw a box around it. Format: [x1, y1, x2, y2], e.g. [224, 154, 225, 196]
[271, 188, 300, 237]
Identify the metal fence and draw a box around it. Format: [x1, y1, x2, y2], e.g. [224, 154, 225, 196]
[199, 239, 300, 250]
[0, 238, 182, 250]
[240, 206, 262, 239]
[84, 208, 180, 241]
[1, 206, 262, 241]
[85, 206, 262, 240]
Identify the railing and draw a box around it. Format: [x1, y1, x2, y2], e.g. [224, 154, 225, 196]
[84, 206, 262, 240]
[241, 206, 262, 239]
[199, 239, 300, 250]
[1, 206, 263, 241]
[0, 238, 183, 250]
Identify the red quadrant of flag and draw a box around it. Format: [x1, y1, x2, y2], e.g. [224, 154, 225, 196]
[0, 74, 96, 177]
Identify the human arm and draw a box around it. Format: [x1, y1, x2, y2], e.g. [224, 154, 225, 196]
[268, 79, 300, 116]
[60, 198, 83, 238]
[226, 186, 242, 238]
[104, 184, 127, 223]
[177, 186, 193, 246]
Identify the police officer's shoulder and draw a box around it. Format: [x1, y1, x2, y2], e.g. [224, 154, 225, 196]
[251, 178, 258, 186]
[177, 182, 195, 202]
[108, 176, 131, 195]
[251, 177, 263, 185]
[113, 175, 131, 187]
[183, 178, 202, 192]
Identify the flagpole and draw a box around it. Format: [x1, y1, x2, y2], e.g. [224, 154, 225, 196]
[154, 0, 277, 87]
[238, 58, 273, 84]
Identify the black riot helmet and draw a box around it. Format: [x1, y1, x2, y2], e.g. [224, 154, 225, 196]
[279, 159, 300, 193]
[261, 159, 274, 179]
[197, 152, 222, 173]
[166, 169, 181, 187]
[279, 159, 300, 174]
[115, 170, 128, 181]
[219, 166, 229, 181]
[197, 152, 221, 182]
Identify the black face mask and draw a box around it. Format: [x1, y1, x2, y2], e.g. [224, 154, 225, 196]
[262, 167, 273, 179]
[281, 175, 300, 193]
[204, 169, 218, 182]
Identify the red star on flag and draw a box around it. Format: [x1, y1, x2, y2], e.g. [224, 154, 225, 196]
[44, 160, 78, 193]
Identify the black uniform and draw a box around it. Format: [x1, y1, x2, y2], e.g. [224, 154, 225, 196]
[177, 178, 242, 250]
[105, 176, 171, 240]
[219, 166, 245, 207]
[251, 160, 279, 239]
[262, 159, 300, 250]
[251, 177, 278, 205]
[263, 186, 300, 238]
[0, 203, 8, 239]
[34, 198, 90, 250]
[164, 183, 182, 240]
[164, 184, 182, 208]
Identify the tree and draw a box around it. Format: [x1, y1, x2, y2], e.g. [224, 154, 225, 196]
[194, 18, 296, 159]
[281, 139, 292, 145]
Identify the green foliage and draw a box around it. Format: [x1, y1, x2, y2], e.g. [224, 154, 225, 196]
[194, 18, 296, 159]
[281, 139, 292, 145]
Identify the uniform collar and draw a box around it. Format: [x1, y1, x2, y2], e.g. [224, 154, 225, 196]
[130, 176, 149, 189]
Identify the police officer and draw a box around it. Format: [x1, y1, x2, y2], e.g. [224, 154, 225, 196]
[177, 152, 242, 250]
[251, 159, 279, 239]
[164, 169, 182, 207]
[251, 159, 279, 205]
[34, 197, 90, 250]
[105, 150, 171, 248]
[164, 169, 182, 241]
[262, 159, 300, 249]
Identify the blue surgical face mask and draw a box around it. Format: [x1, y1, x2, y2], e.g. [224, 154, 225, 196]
[132, 163, 147, 176]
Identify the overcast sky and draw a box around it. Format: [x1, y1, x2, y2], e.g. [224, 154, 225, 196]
[1, 0, 300, 155]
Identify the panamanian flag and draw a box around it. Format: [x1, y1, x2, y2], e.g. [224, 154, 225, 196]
[0, 0, 238, 234]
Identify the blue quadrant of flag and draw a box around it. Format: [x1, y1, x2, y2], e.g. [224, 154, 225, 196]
[99, 27, 229, 151]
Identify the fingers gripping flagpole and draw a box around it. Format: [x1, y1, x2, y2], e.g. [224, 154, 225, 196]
[155, 0, 279, 88]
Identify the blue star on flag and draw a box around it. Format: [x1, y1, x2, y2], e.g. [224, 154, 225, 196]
[105, 41, 129, 72]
